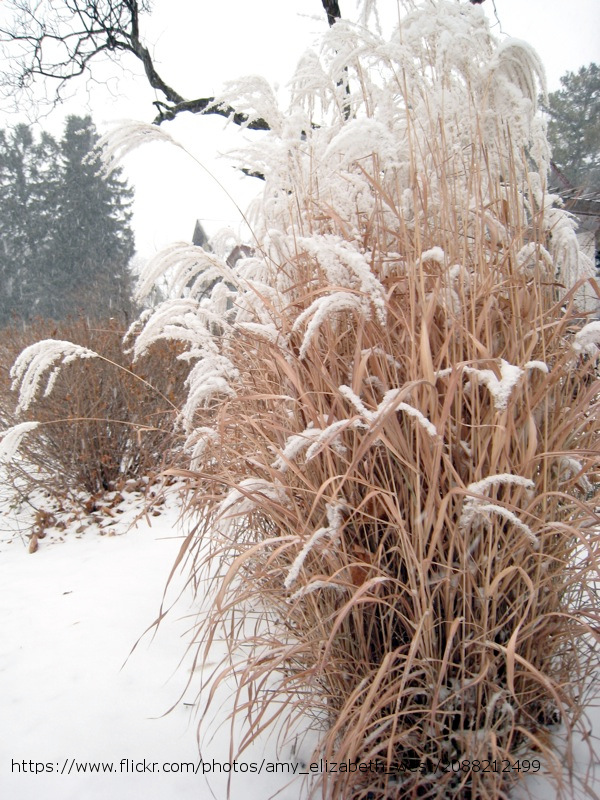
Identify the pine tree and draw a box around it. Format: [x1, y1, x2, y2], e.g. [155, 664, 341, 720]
[0, 116, 135, 325]
[0, 125, 59, 324]
[545, 63, 600, 191]
[45, 115, 136, 317]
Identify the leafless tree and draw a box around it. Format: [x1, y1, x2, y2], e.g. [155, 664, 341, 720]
[0, 0, 341, 127]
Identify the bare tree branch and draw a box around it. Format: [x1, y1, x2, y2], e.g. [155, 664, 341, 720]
[321, 0, 342, 27]
[0, 0, 280, 127]
[151, 98, 270, 128]
[320, 0, 350, 119]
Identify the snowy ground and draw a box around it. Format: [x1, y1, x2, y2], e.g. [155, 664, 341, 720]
[0, 484, 598, 799]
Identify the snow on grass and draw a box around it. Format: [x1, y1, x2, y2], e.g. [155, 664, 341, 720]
[0, 422, 40, 464]
[10, 340, 98, 413]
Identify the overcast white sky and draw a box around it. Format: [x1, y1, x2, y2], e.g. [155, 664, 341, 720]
[1, 0, 599, 256]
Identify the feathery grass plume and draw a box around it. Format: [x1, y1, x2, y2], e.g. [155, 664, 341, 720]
[573, 321, 600, 358]
[10, 339, 98, 413]
[122, 2, 599, 798]
[96, 120, 184, 174]
[16, 1, 596, 798]
[0, 421, 40, 463]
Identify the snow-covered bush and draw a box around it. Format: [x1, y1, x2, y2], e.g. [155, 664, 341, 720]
[3, 1, 599, 798]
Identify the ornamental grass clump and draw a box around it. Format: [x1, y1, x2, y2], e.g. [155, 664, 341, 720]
[4, 1, 599, 798]
[147, 4, 597, 797]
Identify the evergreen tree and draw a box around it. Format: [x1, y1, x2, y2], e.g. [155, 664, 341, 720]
[46, 115, 135, 317]
[0, 116, 135, 325]
[545, 63, 600, 191]
[544, 64, 600, 276]
[0, 125, 59, 322]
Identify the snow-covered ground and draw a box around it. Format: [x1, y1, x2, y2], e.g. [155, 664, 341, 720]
[0, 487, 308, 800]
[0, 485, 598, 799]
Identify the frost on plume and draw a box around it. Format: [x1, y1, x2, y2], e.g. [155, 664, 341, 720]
[10, 340, 97, 413]
[0, 421, 40, 463]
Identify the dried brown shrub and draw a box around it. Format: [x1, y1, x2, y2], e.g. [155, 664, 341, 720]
[0, 316, 188, 506]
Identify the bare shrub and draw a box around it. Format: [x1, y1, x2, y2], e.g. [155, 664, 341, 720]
[0, 316, 187, 507]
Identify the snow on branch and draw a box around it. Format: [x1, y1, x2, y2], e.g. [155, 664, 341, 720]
[216, 478, 289, 535]
[296, 236, 387, 325]
[465, 474, 535, 497]
[211, 75, 283, 133]
[271, 428, 324, 473]
[305, 420, 351, 461]
[130, 298, 221, 359]
[323, 118, 399, 166]
[542, 206, 598, 312]
[179, 353, 240, 432]
[288, 579, 350, 603]
[375, 389, 439, 439]
[465, 502, 538, 549]
[488, 39, 547, 110]
[185, 427, 220, 471]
